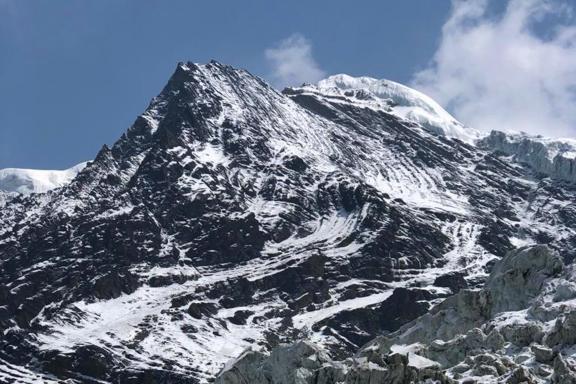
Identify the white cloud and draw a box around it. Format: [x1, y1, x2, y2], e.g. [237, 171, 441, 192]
[265, 34, 326, 89]
[412, 0, 576, 137]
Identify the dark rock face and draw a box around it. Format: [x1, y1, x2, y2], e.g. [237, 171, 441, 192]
[93, 271, 140, 300]
[187, 302, 218, 319]
[378, 288, 434, 330]
[2, 62, 576, 382]
[42, 345, 118, 381]
[216, 245, 576, 383]
[317, 288, 434, 350]
[478, 219, 514, 257]
[434, 272, 468, 293]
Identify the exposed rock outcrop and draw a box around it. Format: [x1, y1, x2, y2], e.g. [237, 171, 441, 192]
[217, 245, 576, 383]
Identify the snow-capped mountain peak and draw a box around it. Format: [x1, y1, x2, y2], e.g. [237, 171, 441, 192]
[3, 61, 576, 383]
[0, 162, 88, 194]
[294, 73, 481, 144]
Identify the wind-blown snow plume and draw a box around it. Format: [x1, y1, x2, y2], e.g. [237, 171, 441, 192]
[0, 162, 87, 194]
[412, 0, 576, 137]
[265, 34, 326, 89]
[4, 60, 576, 383]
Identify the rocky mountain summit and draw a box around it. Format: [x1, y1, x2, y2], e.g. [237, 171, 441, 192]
[1, 61, 576, 383]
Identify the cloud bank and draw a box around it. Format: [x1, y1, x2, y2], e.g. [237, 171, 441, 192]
[412, 0, 576, 137]
[265, 34, 326, 89]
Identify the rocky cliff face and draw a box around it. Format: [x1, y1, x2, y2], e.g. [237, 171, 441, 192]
[1, 62, 576, 383]
[0, 163, 87, 208]
[217, 245, 576, 383]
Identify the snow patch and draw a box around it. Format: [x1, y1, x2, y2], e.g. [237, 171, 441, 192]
[0, 162, 88, 194]
[298, 74, 482, 144]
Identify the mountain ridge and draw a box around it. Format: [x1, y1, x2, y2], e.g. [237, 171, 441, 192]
[1, 61, 576, 383]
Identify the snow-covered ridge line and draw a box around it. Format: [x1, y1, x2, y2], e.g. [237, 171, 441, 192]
[4, 60, 576, 383]
[484, 130, 576, 160]
[479, 130, 576, 183]
[291, 74, 483, 145]
[0, 161, 88, 194]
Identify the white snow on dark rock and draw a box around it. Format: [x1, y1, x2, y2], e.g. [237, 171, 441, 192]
[1, 61, 576, 383]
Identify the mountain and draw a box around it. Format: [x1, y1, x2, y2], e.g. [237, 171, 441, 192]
[1, 61, 576, 383]
[298, 74, 481, 144]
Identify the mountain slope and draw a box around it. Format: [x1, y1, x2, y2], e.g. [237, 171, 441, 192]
[1, 61, 576, 383]
[296, 74, 482, 144]
[217, 245, 576, 383]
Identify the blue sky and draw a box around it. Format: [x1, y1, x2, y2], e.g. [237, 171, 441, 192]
[0, 1, 452, 169]
[1, 0, 575, 169]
